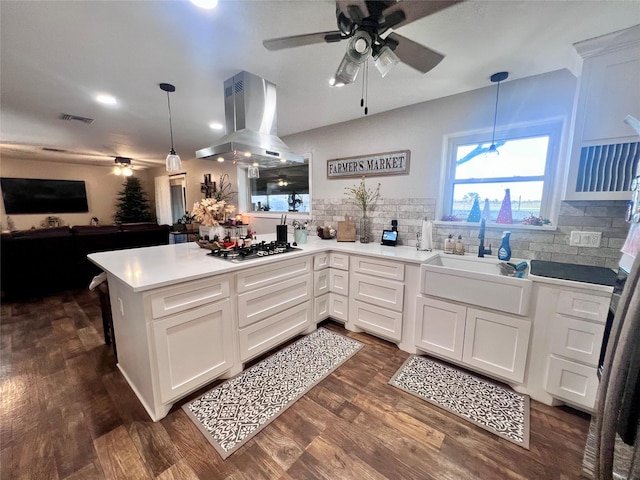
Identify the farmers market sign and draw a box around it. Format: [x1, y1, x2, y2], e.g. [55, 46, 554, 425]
[327, 150, 410, 178]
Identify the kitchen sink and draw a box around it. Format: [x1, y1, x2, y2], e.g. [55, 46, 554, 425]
[420, 254, 532, 316]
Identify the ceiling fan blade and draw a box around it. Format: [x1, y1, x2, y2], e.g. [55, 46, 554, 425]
[386, 33, 444, 74]
[336, 0, 370, 22]
[381, 1, 463, 30]
[263, 31, 343, 51]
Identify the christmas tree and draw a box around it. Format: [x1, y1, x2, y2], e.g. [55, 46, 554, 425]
[113, 177, 155, 224]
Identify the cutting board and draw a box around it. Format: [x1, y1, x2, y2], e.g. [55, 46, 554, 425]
[337, 215, 356, 242]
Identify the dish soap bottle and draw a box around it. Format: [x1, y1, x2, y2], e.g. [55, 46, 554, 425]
[454, 235, 465, 255]
[444, 234, 454, 254]
[498, 231, 512, 261]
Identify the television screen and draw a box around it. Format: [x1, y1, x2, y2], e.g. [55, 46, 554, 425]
[1, 177, 89, 214]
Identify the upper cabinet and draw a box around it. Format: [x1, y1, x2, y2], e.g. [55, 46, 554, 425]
[564, 25, 640, 200]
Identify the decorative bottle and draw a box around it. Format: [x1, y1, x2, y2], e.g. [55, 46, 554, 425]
[444, 234, 454, 253]
[497, 231, 512, 261]
[454, 235, 465, 255]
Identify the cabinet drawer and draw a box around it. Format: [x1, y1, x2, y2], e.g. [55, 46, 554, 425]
[314, 294, 330, 323]
[329, 252, 349, 270]
[351, 299, 402, 342]
[152, 299, 233, 403]
[314, 253, 330, 270]
[237, 274, 312, 328]
[314, 269, 330, 297]
[149, 276, 230, 319]
[549, 316, 604, 366]
[239, 302, 311, 362]
[351, 256, 405, 281]
[236, 257, 311, 293]
[556, 290, 609, 323]
[352, 272, 404, 312]
[330, 268, 349, 296]
[328, 292, 348, 323]
[546, 355, 598, 410]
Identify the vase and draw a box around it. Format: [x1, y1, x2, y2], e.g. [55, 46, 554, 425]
[359, 214, 371, 244]
[294, 229, 307, 244]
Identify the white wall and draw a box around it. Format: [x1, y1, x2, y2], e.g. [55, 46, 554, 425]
[283, 69, 577, 206]
[0, 158, 154, 230]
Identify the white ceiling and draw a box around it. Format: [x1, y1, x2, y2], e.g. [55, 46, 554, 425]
[1, 1, 639, 170]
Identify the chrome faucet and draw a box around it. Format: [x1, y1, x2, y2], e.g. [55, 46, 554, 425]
[478, 218, 492, 257]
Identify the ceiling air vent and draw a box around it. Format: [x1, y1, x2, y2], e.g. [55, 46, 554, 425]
[42, 147, 68, 152]
[59, 113, 95, 124]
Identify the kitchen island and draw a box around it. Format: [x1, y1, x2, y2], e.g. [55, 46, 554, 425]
[89, 235, 615, 420]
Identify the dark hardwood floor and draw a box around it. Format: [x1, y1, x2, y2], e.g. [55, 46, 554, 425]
[1, 288, 592, 479]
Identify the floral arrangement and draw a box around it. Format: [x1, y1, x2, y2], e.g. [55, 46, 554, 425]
[521, 214, 551, 226]
[344, 177, 381, 213]
[192, 198, 236, 226]
[292, 219, 310, 230]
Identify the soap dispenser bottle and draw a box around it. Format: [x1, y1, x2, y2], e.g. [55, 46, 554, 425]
[444, 234, 454, 254]
[498, 231, 512, 261]
[455, 235, 465, 255]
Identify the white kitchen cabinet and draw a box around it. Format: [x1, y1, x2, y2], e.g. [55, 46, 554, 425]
[237, 257, 313, 361]
[329, 252, 349, 270]
[415, 296, 466, 362]
[414, 296, 531, 384]
[313, 253, 349, 324]
[349, 256, 405, 342]
[565, 25, 640, 200]
[540, 285, 611, 411]
[152, 299, 233, 403]
[462, 307, 531, 383]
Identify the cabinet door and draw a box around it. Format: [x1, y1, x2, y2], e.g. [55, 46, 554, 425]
[314, 269, 330, 297]
[415, 297, 465, 362]
[329, 268, 349, 296]
[152, 299, 233, 403]
[149, 276, 230, 319]
[351, 256, 405, 281]
[546, 354, 598, 410]
[352, 272, 404, 312]
[314, 253, 330, 270]
[549, 315, 604, 366]
[462, 308, 531, 383]
[351, 299, 402, 342]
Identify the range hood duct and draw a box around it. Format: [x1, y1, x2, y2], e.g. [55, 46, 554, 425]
[196, 71, 304, 167]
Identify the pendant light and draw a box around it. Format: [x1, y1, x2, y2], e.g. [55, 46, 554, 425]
[486, 71, 509, 157]
[160, 83, 182, 172]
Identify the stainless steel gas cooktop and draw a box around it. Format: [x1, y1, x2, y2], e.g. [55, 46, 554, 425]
[207, 241, 301, 262]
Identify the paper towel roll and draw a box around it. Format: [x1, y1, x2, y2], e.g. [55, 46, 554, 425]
[420, 220, 433, 251]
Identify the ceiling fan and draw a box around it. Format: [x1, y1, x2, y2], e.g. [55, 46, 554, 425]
[263, 0, 463, 86]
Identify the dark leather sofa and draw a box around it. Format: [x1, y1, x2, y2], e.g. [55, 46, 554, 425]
[1, 223, 170, 299]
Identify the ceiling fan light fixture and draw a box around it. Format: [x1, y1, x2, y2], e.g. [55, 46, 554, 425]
[333, 53, 362, 85]
[114, 157, 133, 176]
[374, 45, 400, 78]
[160, 83, 183, 173]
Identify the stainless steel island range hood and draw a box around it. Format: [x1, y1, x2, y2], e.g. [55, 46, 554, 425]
[196, 71, 304, 167]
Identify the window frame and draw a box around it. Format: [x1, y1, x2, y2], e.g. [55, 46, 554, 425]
[440, 120, 563, 226]
[238, 152, 313, 220]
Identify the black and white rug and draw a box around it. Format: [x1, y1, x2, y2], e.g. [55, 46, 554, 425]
[389, 355, 530, 449]
[183, 328, 363, 459]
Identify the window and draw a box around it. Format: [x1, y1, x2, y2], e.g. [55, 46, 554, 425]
[248, 157, 310, 214]
[442, 122, 560, 223]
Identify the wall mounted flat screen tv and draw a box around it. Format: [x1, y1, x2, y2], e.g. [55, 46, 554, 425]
[1, 177, 89, 214]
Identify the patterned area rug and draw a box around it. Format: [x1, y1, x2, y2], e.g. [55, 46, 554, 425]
[183, 328, 363, 459]
[389, 355, 530, 449]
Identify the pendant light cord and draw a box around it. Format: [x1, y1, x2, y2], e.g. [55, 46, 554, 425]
[166, 91, 175, 153]
[490, 79, 501, 145]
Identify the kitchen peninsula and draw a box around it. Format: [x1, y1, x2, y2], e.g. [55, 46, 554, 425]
[89, 236, 614, 421]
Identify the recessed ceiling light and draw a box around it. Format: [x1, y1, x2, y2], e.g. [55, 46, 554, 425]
[190, 0, 218, 9]
[244, 152, 251, 157]
[280, 158, 287, 163]
[96, 94, 117, 105]
[209, 122, 223, 130]
[216, 157, 224, 162]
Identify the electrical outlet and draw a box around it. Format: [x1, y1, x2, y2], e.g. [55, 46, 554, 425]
[569, 231, 602, 247]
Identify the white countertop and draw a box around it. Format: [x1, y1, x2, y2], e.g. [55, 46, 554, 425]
[88, 234, 615, 294]
[88, 235, 440, 292]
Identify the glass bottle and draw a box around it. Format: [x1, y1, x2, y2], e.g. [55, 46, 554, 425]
[359, 213, 371, 243]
